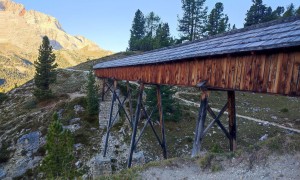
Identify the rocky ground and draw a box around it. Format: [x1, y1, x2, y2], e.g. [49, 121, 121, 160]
[1, 67, 300, 179]
[140, 154, 300, 180]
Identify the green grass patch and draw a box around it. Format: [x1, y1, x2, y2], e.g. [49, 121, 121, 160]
[0, 141, 12, 163]
[0, 92, 8, 103]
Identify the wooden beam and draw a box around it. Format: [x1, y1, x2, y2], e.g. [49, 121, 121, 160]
[101, 78, 106, 101]
[103, 80, 117, 157]
[191, 90, 208, 157]
[228, 90, 237, 151]
[127, 81, 134, 124]
[156, 85, 167, 159]
[127, 83, 144, 168]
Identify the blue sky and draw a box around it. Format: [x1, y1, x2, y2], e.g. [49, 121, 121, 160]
[14, 0, 300, 52]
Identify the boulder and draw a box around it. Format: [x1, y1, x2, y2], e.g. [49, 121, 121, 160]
[16, 131, 41, 155]
[74, 105, 84, 114]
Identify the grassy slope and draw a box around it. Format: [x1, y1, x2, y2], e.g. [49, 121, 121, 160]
[0, 43, 112, 93]
[0, 52, 299, 178]
[0, 70, 102, 176]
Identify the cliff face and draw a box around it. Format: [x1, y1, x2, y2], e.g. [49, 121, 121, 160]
[0, 0, 102, 53]
[0, 0, 112, 92]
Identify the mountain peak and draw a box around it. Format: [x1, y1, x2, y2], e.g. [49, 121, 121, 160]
[0, 0, 106, 53]
[0, 0, 25, 14]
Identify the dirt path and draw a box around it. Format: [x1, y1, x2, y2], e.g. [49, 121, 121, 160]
[58, 68, 89, 73]
[174, 92, 300, 134]
[140, 154, 300, 180]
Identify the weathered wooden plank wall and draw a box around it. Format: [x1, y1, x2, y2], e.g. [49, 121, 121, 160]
[94, 50, 300, 96]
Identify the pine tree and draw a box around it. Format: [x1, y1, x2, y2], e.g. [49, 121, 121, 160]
[41, 113, 75, 178]
[244, 0, 285, 27]
[153, 23, 173, 49]
[206, 2, 229, 36]
[178, 0, 207, 41]
[145, 12, 161, 38]
[146, 86, 181, 122]
[138, 11, 162, 51]
[232, 24, 237, 30]
[86, 71, 99, 116]
[33, 36, 57, 101]
[283, 4, 300, 16]
[244, 0, 268, 27]
[128, 9, 146, 51]
[296, 6, 300, 15]
[270, 6, 285, 20]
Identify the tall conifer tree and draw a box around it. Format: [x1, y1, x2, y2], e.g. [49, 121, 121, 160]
[86, 71, 99, 116]
[128, 9, 146, 51]
[33, 36, 57, 101]
[283, 3, 297, 17]
[178, 0, 207, 41]
[206, 2, 229, 36]
[41, 113, 75, 178]
[244, 0, 284, 27]
[154, 23, 173, 49]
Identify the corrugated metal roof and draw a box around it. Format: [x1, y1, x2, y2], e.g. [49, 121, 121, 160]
[94, 16, 300, 69]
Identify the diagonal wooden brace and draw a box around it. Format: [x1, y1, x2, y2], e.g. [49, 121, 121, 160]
[202, 102, 228, 138]
[207, 105, 230, 139]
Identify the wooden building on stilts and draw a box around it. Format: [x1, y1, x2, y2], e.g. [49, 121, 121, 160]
[93, 17, 300, 168]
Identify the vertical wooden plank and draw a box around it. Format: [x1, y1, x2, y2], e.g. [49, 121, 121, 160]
[268, 54, 278, 93]
[243, 55, 253, 91]
[240, 56, 246, 90]
[214, 58, 221, 87]
[171, 63, 176, 85]
[226, 56, 232, 88]
[275, 53, 284, 94]
[256, 54, 266, 93]
[181, 61, 189, 86]
[278, 53, 289, 94]
[295, 53, 300, 96]
[262, 54, 271, 93]
[250, 54, 259, 91]
[211, 58, 217, 87]
[284, 53, 295, 95]
[229, 57, 238, 90]
[189, 60, 196, 86]
[234, 57, 241, 89]
[193, 59, 205, 86]
[221, 57, 228, 88]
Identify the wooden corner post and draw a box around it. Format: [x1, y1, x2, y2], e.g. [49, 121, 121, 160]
[101, 78, 106, 101]
[192, 82, 208, 157]
[228, 90, 237, 151]
[103, 80, 117, 157]
[156, 85, 167, 159]
[127, 83, 144, 168]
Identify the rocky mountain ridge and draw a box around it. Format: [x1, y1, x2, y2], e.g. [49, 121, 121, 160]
[0, 0, 101, 52]
[0, 0, 112, 92]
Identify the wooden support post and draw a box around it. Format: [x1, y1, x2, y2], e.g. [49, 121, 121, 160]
[228, 91, 237, 151]
[156, 85, 167, 159]
[103, 80, 117, 157]
[127, 81, 133, 125]
[191, 91, 208, 157]
[127, 83, 144, 168]
[101, 79, 106, 101]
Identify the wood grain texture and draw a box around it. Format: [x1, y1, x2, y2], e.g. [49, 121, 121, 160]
[94, 50, 300, 96]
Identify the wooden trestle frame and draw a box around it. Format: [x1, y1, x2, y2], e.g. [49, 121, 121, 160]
[101, 79, 167, 168]
[191, 81, 236, 157]
[101, 78, 237, 167]
[94, 17, 300, 168]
